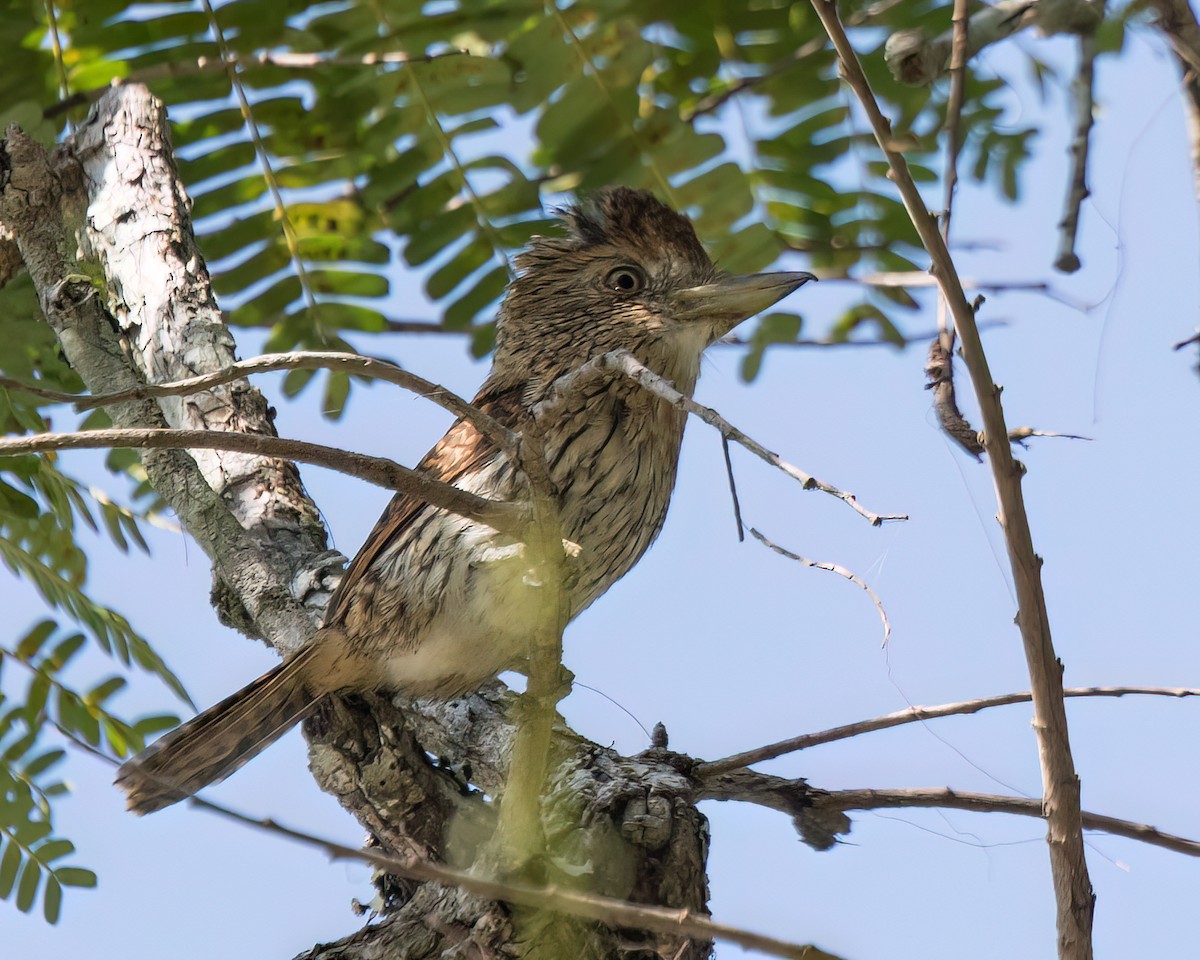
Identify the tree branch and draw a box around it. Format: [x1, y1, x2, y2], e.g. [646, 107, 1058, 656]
[811, 4, 1096, 955]
[696, 685, 1200, 778]
[45, 50, 473, 119]
[815, 787, 1200, 858]
[0, 428, 524, 536]
[1, 350, 518, 455]
[749, 527, 891, 646]
[1055, 26, 1100, 273]
[534, 348, 907, 527]
[191, 794, 840, 960]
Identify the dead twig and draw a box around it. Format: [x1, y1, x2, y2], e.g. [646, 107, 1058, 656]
[925, 328, 985, 459]
[1056, 30, 1100, 273]
[696, 685, 1200, 779]
[51, 723, 841, 960]
[721, 436, 745, 543]
[750, 528, 891, 647]
[0, 428, 523, 535]
[816, 787, 1200, 858]
[535, 349, 907, 527]
[811, 3, 1096, 953]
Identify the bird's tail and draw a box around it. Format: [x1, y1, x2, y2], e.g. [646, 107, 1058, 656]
[116, 646, 321, 815]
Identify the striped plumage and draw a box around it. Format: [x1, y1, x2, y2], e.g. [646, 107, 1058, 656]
[116, 187, 812, 813]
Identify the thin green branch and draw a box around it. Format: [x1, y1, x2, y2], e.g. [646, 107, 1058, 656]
[43, 0, 72, 117]
[198, 0, 324, 328]
[407, 70, 513, 276]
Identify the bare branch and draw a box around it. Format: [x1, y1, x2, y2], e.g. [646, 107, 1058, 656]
[696, 686, 1200, 779]
[925, 328, 985, 459]
[1, 350, 518, 455]
[815, 788, 1200, 858]
[0, 428, 524, 535]
[750, 528, 891, 647]
[941, 0, 971, 254]
[534, 349, 907, 526]
[191, 794, 842, 960]
[1007, 426, 1093, 445]
[698, 772, 1200, 859]
[1055, 31, 1099, 273]
[53, 720, 837, 960]
[812, 3, 1097, 953]
[885, 0, 1038, 84]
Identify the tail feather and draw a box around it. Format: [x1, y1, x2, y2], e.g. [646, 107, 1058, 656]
[116, 647, 320, 815]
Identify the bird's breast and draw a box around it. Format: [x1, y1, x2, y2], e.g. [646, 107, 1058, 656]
[540, 379, 688, 612]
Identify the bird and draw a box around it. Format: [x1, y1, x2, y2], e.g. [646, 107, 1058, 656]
[115, 186, 813, 814]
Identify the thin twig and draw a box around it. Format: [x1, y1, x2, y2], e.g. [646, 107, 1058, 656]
[0, 428, 523, 535]
[51, 723, 837, 960]
[696, 685, 1200, 779]
[721, 436, 745, 542]
[1172, 331, 1200, 350]
[941, 0, 970, 251]
[1006, 426, 1093, 446]
[817, 788, 1200, 858]
[685, 38, 824, 120]
[717, 318, 1009, 349]
[199, 0, 324, 326]
[939, 0, 970, 338]
[533, 349, 907, 526]
[750, 528, 891, 647]
[811, 4, 1095, 954]
[0, 351, 518, 455]
[43, 0, 72, 119]
[1055, 31, 1099, 273]
[406, 66, 513, 277]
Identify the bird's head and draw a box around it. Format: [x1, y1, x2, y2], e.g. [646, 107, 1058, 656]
[494, 187, 813, 389]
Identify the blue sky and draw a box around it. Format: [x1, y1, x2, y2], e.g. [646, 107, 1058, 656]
[5, 22, 1200, 960]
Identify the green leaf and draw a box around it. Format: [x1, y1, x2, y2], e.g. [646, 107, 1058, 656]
[15, 621, 55, 660]
[53, 867, 97, 889]
[21, 749, 65, 779]
[16, 856, 41, 912]
[0, 839, 21, 899]
[41, 874, 61, 924]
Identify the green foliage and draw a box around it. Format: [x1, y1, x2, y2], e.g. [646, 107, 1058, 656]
[0, 693, 98, 924]
[1, 355, 187, 923]
[0, 617, 179, 924]
[0, 0, 1056, 408]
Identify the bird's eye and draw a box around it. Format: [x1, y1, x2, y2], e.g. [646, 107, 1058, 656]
[605, 266, 646, 295]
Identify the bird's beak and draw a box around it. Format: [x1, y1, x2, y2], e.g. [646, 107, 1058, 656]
[670, 271, 816, 335]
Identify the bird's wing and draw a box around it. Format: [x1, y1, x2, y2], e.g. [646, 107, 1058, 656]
[323, 384, 523, 628]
